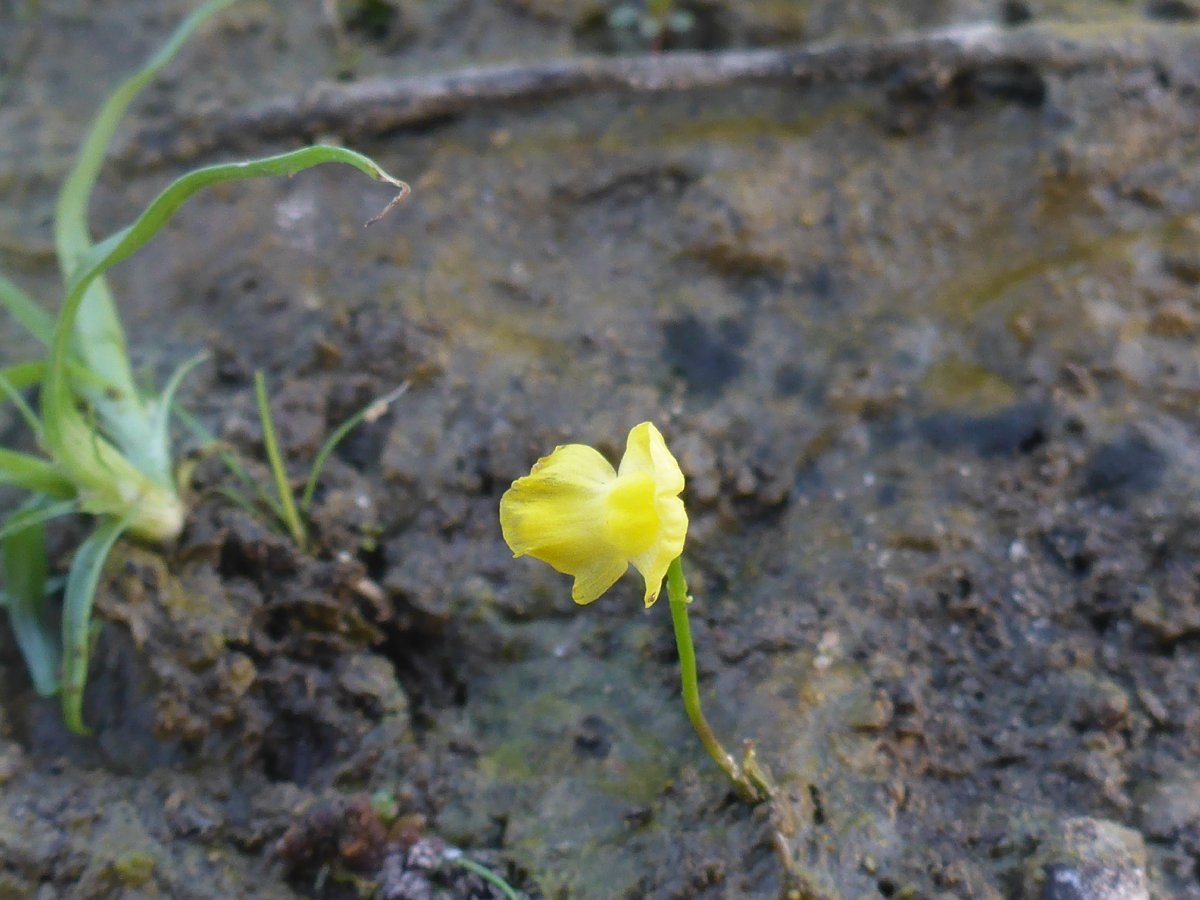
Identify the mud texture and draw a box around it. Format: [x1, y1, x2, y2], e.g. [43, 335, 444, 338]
[3, 1, 1200, 898]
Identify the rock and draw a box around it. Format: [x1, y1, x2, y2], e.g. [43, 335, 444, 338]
[1023, 817, 1149, 900]
[1137, 770, 1200, 849]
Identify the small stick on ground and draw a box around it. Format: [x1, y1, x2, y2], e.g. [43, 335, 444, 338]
[119, 21, 1200, 166]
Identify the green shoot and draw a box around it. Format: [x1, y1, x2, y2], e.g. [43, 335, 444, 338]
[255, 371, 308, 550]
[444, 849, 523, 900]
[0, 0, 408, 732]
[251, 373, 409, 553]
[300, 380, 409, 513]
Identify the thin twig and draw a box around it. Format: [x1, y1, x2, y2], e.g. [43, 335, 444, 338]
[119, 21, 1199, 166]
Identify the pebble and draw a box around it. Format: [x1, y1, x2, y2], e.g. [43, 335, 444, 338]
[1024, 817, 1149, 900]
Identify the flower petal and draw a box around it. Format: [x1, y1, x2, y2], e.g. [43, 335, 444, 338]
[500, 443, 618, 576]
[570, 556, 629, 605]
[603, 470, 658, 558]
[630, 493, 688, 606]
[618, 422, 685, 496]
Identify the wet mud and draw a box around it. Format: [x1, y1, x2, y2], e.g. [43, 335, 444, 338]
[2, 1, 1200, 898]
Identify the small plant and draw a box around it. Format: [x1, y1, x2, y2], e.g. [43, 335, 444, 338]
[499, 422, 773, 803]
[242, 372, 407, 553]
[0, 0, 407, 732]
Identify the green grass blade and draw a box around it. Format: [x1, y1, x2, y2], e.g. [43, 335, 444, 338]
[146, 350, 207, 491]
[2, 502, 62, 696]
[54, 0, 239, 458]
[0, 498, 78, 544]
[55, 0, 240, 266]
[173, 405, 261, 493]
[69, 147, 406, 283]
[255, 371, 306, 549]
[43, 144, 408, 485]
[0, 448, 76, 499]
[2, 361, 117, 395]
[300, 381, 409, 513]
[61, 515, 129, 734]
[172, 405, 291, 524]
[0, 361, 47, 392]
[0, 272, 54, 344]
[445, 852, 523, 900]
[0, 577, 67, 610]
[212, 485, 288, 527]
[0, 369, 43, 436]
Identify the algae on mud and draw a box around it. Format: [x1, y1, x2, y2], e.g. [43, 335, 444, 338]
[3, 1, 1200, 898]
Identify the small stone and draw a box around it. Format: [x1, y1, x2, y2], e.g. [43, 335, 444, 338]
[846, 688, 894, 732]
[338, 653, 409, 718]
[1064, 671, 1131, 732]
[406, 836, 446, 873]
[1024, 817, 1149, 900]
[1137, 771, 1200, 843]
[383, 869, 432, 900]
[1148, 301, 1200, 338]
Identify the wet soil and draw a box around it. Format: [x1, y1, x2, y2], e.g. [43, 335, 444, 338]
[3, 1, 1200, 898]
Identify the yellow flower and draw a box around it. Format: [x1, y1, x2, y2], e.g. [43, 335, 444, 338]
[500, 422, 688, 606]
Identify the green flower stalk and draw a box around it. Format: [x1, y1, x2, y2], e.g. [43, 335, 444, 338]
[664, 557, 773, 804]
[500, 422, 773, 803]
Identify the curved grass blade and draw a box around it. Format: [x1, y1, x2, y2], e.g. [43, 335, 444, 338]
[43, 145, 408, 477]
[0, 368, 43, 436]
[55, 0, 240, 268]
[60, 514, 130, 734]
[299, 380, 410, 513]
[255, 371, 306, 549]
[444, 850, 522, 900]
[2, 502, 64, 696]
[55, 0, 240, 470]
[145, 350, 208, 491]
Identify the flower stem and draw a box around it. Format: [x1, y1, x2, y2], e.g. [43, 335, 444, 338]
[665, 557, 772, 804]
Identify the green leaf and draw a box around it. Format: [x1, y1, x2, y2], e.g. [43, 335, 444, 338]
[0, 498, 78, 544]
[60, 515, 129, 734]
[255, 371, 306, 549]
[42, 144, 407, 489]
[54, 0, 240, 270]
[54, 0, 240, 471]
[0, 448, 76, 499]
[300, 380, 409, 513]
[172, 405, 290, 526]
[0, 368, 43, 436]
[0, 360, 48, 392]
[1, 501, 63, 696]
[0, 272, 54, 344]
[0, 361, 116, 436]
[143, 350, 207, 495]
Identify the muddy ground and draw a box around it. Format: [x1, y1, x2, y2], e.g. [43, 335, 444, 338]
[2, 1, 1200, 898]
